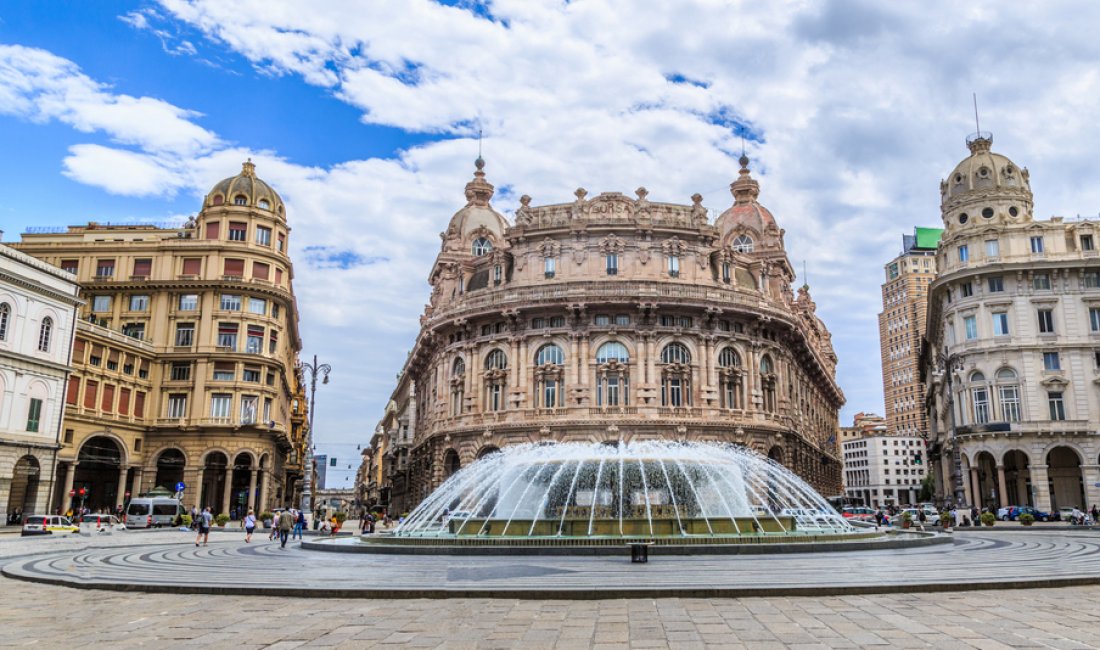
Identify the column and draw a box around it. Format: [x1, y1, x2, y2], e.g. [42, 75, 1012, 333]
[939, 456, 951, 501]
[61, 462, 76, 513]
[969, 467, 981, 508]
[115, 467, 128, 509]
[996, 465, 1009, 509]
[189, 467, 205, 510]
[1081, 464, 1100, 511]
[247, 469, 258, 510]
[131, 468, 143, 499]
[961, 463, 973, 507]
[1029, 464, 1051, 512]
[221, 465, 233, 515]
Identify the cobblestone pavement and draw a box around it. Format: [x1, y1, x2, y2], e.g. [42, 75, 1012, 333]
[1, 574, 1099, 648]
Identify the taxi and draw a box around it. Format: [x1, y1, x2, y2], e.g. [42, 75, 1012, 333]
[21, 515, 79, 536]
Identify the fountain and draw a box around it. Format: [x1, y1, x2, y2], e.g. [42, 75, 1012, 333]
[390, 441, 861, 545]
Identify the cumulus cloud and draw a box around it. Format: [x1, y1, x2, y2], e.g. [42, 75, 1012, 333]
[14, 1, 1100, 442]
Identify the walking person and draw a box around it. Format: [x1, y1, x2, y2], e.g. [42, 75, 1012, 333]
[244, 509, 256, 543]
[278, 509, 294, 548]
[293, 509, 305, 540]
[269, 511, 280, 541]
[195, 507, 212, 547]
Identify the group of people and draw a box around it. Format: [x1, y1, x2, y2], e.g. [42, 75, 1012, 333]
[267, 508, 305, 548]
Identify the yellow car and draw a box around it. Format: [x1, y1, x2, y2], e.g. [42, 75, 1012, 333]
[21, 515, 79, 536]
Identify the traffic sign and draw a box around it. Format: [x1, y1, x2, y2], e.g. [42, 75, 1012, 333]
[1094, 483, 1100, 488]
[175, 481, 186, 492]
[68, 489, 75, 497]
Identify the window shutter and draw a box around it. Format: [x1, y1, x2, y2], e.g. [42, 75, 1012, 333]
[101, 384, 115, 412]
[275, 268, 284, 284]
[66, 377, 80, 405]
[72, 338, 86, 359]
[182, 258, 201, 275]
[135, 392, 146, 418]
[133, 259, 152, 277]
[84, 381, 98, 409]
[118, 388, 131, 415]
[253, 262, 270, 280]
[205, 222, 220, 239]
[108, 349, 120, 363]
[224, 259, 245, 276]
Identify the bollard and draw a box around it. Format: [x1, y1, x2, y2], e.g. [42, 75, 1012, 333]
[630, 542, 650, 563]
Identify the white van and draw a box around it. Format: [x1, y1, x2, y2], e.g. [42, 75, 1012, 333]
[126, 498, 183, 528]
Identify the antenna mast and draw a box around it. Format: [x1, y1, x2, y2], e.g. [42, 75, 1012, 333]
[973, 93, 980, 134]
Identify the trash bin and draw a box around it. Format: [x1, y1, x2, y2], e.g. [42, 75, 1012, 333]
[629, 542, 651, 563]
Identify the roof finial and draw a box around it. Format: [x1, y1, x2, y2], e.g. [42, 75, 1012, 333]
[242, 158, 256, 177]
[973, 92, 980, 135]
[474, 128, 484, 171]
[738, 137, 749, 171]
[802, 260, 809, 289]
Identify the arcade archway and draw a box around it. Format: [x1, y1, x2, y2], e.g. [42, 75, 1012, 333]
[154, 449, 186, 493]
[7, 455, 40, 516]
[73, 437, 124, 511]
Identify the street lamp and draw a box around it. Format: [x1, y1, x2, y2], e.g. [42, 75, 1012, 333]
[298, 354, 331, 519]
[941, 352, 968, 507]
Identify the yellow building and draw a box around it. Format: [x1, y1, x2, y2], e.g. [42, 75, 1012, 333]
[15, 161, 307, 517]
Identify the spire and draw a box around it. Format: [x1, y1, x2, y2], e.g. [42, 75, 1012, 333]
[464, 157, 494, 207]
[242, 158, 256, 177]
[730, 152, 760, 204]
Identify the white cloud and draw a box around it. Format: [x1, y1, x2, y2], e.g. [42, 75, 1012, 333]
[62, 145, 189, 196]
[15, 1, 1100, 447]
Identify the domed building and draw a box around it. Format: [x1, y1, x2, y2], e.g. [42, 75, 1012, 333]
[14, 161, 308, 517]
[923, 133, 1100, 513]
[368, 157, 845, 513]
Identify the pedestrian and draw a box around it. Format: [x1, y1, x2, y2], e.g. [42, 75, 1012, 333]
[195, 507, 212, 547]
[368, 512, 376, 534]
[917, 509, 927, 530]
[293, 509, 305, 540]
[360, 514, 370, 536]
[244, 509, 256, 543]
[278, 509, 294, 548]
[269, 511, 280, 541]
[1091, 505, 1099, 523]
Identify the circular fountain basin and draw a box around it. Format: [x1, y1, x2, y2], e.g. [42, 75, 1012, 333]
[363, 441, 876, 550]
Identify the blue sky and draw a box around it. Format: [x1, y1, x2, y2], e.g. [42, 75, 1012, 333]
[5, 1, 1100, 488]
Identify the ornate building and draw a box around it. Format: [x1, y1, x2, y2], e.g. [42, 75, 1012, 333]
[14, 162, 308, 516]
[922, 133, 1100, 513]
[367, 155, 845, 514]
[0, 245, 81, 517]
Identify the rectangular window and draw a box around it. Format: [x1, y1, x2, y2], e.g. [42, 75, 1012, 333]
[167, 394, 188, 419]
[1043, 351, 1061, 371]
[175, 323, 194, 347]
[960, 282, 973, 298]
[263, 398, 272, 423]
[606, 254, 618, 275]
[668, 256, 680, 276]
[213, 362, 235, 381]
[92, 296, 111, 312]
[531, 317, 546, 329]
[549, 316, 565, 328]
[223, 258, 245, 277]
[1048, 391, 1066, 421]
[240, 395, 258, 424]
[999, 386, 1020, 423]
[1032, 273, 1051, 290]
[205, 222, 220, 240]
[594, 314, 610, 326]
[1091, 307, 1100, 332]
[542, 380, 558, 408]
[83, 380, 98, 409]
[210, 394, 232, 419]
[220, 294, 241, 311]
[272, 304, 280, 319]
[987, 276, 1004, 292]
[253, 262, 270, 281]
[275, 268, 284, 285]
[129, 295, 148, 311]
[256, 226, 272, 246]
[544, 257, 556, 278]
[1083, 234, 1095, 251]
[121, 322, 145, 340]
[182, 258, 201, 276]
[170, 362, 191, 381]
[614, 314, 630, 326]
[268, 330, 278, 354]
[266, 372, 275, 386]
[134, 392, 145, 417]
[60, 260, 78, 274]
[228, 222, 247, 241]
[964, 315, 977, 340]
[96, 259, 115, 277]
[277, 233, 285, 252]
[217, 323, 238, 350]
[722, 262, 731, 283]
[66, 377, 80, 405]
[118, 388, 130, 416]
[246, 325, 264, 354]
[1030, 236, 1045, 254]
[26, 398, 43, 432]
[243, 368, 261, 382]
[248, 298, 267, 315]
[1037, 309, 1055, 334]
[984, 239, 999, 258]
[101, 384, 115, 412]
[178, 294, 198, 311]
[132, 258, 152, 278]
[958, 245, 969, 263]
[992, 312, 1009, 336]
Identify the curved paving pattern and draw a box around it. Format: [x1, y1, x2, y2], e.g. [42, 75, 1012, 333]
[5, 530, 1100, 598]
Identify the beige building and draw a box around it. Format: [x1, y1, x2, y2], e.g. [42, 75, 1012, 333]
[839, 411, 927, 507]
[0, 245, 81, 518]
[879, 228, 941, 438]
[14, 161, 308, 517]
[366, 155, 845, 514]
[922, 133, 1100, 512]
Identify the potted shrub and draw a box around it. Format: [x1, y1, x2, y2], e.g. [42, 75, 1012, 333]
[333, 511, 348, 526]
[939, 511, 952, 528]
[901, 511, 913, 529]
[180, 514, 192, 527]
[979, 512, 996, 527]
[260, 511, 273, 528]
[1018, 513, 1035, 526]
[215, 513, 230, 528]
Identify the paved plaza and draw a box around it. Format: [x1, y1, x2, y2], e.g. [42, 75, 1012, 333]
[1, 530, 1100, 647]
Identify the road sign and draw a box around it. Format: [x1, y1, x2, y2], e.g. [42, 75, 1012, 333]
[1094, 483, 1100, 488]
[175, 481, 186, 492]
[69, 489, 75, 497]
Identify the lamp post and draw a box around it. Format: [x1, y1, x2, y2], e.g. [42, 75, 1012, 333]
[298, 354, 331, 520]
[941, 352, 967, 507]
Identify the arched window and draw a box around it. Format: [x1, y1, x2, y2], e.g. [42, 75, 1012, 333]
[995, 368, 1020, 422]
[472, 237, 493, 256]
[732, 235, 754, 253]
[483, 349, 507, 412]
[450, 358, 466, 417]
[534, 344, 565, 408]
[258, 199, 270, 210]
[718, 347, 743, 409]
[0, 302, 9, 341]
[595, 341, 629, 407]
[659, 343, 692, 407]
[759, 354, 776, 412]
[38, 317, 52, 353]
[969, 371, 990, 424]
[233, 195, 247, 206]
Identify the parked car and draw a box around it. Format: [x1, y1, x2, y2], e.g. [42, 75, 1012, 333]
[841, 507, 876, 522]
[1003, 506, 1050, 522]
[996, 505, 1018, 521]
[21, 515, 79, 536]
[126, 498, 183, 528]
[897, 508, 940, 526]
[79, 514, 127, 533]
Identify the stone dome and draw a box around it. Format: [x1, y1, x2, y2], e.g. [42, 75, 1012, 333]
[205, 160, 285, 216]
[940, 134, 1034, 231]
[441, 158, 510, 253]
[715, 154, 780, 244]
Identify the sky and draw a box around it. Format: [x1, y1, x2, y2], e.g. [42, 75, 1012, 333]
[5, 1, 1100, 488]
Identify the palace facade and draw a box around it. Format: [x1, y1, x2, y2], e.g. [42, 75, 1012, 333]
[922, 133, 1100, 513]
[367, 156, 845, 514]
[15, 162, 308, 516]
